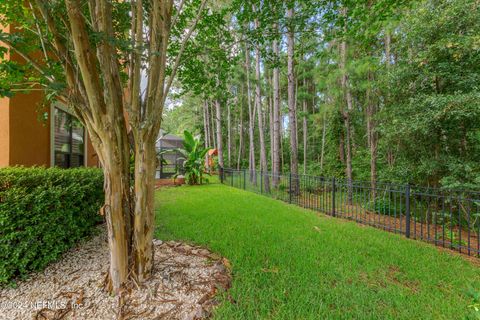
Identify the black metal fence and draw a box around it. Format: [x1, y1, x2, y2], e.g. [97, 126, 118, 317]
[220, 168, 480, 257]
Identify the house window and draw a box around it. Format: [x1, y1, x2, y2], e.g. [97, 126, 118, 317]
[53, 108, 85, 168]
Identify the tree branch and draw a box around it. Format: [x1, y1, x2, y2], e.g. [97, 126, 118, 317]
[163, 0, 208, 104]
[171, 0, 186, 28]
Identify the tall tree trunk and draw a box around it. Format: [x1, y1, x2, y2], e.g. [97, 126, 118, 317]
[203, 100, 211, 171]
[366, 72, 377, 199]
[34, 0, 205, 296]
[272, 23, 281, 186]
[132, 137, 157, 282]
[269, 76, 274, 169]
[302, 77, 308, 174]
[340, 7, 353, 204]
[215, 99, 224, 169]
[253, 10, 269, 192]
[237, 95, 244, 170]
[385, 30, 395, 170]
[227, 101, 231, 167]
[65, 0, 135, 294]
[204, 100, 210, 148]
[320, 115, 326, 172]
[245, 45, 256, 183]
[210, 101, 217, 150]
[287, 5, 299, 192]
[339, 128, 345, 164]
[93, 129, 132, 294]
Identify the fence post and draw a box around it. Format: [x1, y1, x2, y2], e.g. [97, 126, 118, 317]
[289, 172, 292, 203]
[220, 167, 224, 184]
[231, 170, 234, 187]
[405, 184, 411, 238]
[243, 169, 246, 190]
[332, 177, 336, 217]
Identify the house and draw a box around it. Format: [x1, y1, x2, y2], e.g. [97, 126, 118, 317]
[0, 25, 97, 169]
[0, 97, 98, 168]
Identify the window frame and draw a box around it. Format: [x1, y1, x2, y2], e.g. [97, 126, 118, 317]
[50, 102, 88, 168]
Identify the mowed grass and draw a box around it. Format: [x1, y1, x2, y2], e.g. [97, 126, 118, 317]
[155, 183, 480, 320]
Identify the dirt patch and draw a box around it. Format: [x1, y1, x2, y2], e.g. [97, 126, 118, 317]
[155, 178, 185, 188]
[358, 266, 419, 293]
[386, 266, 419, 293]
[0, 227, 231, 320]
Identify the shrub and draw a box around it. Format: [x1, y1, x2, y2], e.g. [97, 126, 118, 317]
[177, 130, 211, 185]
[0, 167, 104, 285]
[364, 197, 405, 216]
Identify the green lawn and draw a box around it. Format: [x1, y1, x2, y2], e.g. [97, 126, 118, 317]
[155, 183, 480, 320]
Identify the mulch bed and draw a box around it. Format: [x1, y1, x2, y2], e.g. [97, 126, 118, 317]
[0, 227, 231, 320]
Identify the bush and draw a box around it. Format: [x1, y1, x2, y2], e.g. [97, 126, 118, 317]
[364, 197, 405, 216]
[0, 167, 104, 285]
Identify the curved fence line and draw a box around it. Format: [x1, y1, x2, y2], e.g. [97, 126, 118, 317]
[220, 168, 480, 258]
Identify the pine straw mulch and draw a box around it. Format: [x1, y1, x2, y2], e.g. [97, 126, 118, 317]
[0, 228, 232, 320]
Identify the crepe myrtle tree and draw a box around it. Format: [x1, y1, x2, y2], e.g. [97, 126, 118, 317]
[0, 0, 212, 294]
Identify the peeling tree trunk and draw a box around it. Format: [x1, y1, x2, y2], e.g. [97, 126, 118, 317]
[21, 0, 208, 296]
[93, 129, 132, 294]
[132, 137, 157, 282]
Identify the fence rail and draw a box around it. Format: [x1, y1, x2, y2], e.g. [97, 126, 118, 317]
[220, 168, 480, 257]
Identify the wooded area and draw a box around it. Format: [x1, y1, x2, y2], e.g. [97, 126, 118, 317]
[163, 0, 480, 191]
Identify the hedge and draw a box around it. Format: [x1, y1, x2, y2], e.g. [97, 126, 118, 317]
[0, 167, 104, 285]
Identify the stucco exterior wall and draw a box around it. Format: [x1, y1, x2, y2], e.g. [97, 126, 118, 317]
[0, 23, 98, 168]
[0, 25, 10, 167]
[9, 91, 51, 166]
[0, 96, 10, 167]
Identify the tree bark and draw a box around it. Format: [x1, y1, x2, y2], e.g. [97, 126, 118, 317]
[366, 72, 377, 199]
[210, 101, 217, 150]
[94, 130, 132, 294]
[253, 9, 270, 192]
[132, 137, 157, 282]
[215, 99, 224, 169]
[204, 100, 210, 149]
[340, 7, 353, 204]
[245, 45, 256, 183]
[320, 115, 327, 172]
[287, 5, 299, 192]
[65, 0, 133, 294]
[237, 98, 244, 170]
[203, 100, 211, 171]
[227, 101, 231, 167]
[272, 23, 281, 186]
[302, 77, 308, 174]
[23, 0, 207, 296]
